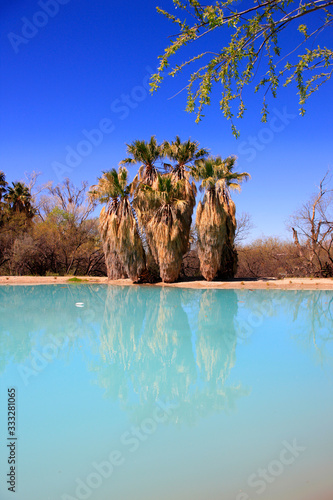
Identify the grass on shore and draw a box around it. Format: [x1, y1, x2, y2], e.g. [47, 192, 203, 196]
[67, 277, 89, 283]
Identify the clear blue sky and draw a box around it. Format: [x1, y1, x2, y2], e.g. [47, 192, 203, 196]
[1, 0, 332, 242]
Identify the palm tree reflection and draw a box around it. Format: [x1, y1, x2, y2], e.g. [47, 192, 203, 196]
[2, 286, 331, 424]
[97, 287, 247, 423]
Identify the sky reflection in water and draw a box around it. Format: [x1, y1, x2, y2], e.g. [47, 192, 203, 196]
[0, 285, 332, 500]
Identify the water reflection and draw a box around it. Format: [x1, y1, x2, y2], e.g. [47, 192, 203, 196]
[95, 287, 246, 424]
[0, 285, 105, 372]
[285, 290, 333, 367]
[235, 289, 333, 367]
[1, 286, 332, 423]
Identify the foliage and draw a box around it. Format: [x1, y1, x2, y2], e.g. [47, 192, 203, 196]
[191, 155, 250, 194]
[162, 135, 208, 179]
[89, 167, 130, 203]
[0, 171, 8, 203]
[0, 171, 8, 229]
[151, 0, 333, 136]
[0, 175, 35, 230]
[5, 181, 35, 218]
[120, 136, 164, 185]
[0, 174, 105, 276]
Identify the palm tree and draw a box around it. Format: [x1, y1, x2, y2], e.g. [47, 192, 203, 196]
[89, 167, 146, 282]
[192, 156, 249, 280]
[0, 171, 7, 202]
[0, 171, 8, 227]
[142, 174, 190, 282]
[162, 136, 208, 180]
[162, 136, 208, 257]
[5, 181, 35, 219]
[120, 136, 164, 277]
[120, 136, 163, 185]
[217, 157, 250, 279]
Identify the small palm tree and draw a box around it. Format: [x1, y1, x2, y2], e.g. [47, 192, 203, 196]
[89, 167, 145, 282]
[0, 171, 8, 227]
[5, 181, 35, 219]
[142, 175, 189, 283]
[192, 156, 250, 280]
[0, 171, 8, 202]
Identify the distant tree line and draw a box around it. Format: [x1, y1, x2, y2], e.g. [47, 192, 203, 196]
[0, 172, 105, 276]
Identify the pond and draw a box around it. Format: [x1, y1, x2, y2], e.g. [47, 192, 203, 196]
[0, 285, 332, 500]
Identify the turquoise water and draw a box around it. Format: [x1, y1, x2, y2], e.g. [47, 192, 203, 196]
[0, 285, 332, 500]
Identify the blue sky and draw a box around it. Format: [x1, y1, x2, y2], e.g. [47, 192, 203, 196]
[1, 0, 332, 242]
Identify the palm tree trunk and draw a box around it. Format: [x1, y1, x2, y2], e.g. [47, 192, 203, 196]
[133, 187, 160, 278]
[147, 206, 185, 283]
[218, 199, 238, 279]
[117, 197, 146, 282]
[99, 206, 127, 279]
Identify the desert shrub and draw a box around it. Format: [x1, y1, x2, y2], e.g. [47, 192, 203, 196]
[236, 237, 325, 278]
[0, 210, 106, 277]
[10, 234, 46, 275]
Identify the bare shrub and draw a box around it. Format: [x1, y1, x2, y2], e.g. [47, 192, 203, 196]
[236, 238, 305, 278]
[290, 171, 333, 277]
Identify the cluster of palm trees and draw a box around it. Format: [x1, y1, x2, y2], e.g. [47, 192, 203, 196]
[0, 171, 35, 226]
[90, 137, 249, 283]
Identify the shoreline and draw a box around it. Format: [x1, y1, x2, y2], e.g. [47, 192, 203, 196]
[0, 276, 333, 289]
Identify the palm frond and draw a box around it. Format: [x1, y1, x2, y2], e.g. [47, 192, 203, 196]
[120, 157, 136, 165]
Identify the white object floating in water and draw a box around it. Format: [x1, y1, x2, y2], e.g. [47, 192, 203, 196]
[75, 302, 85, 308]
